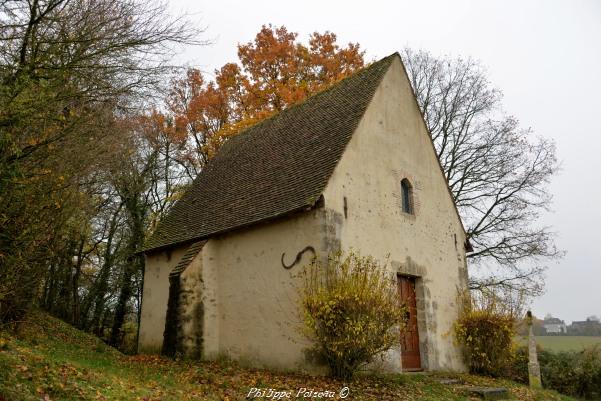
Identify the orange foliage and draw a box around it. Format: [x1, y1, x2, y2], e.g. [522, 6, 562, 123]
[157, 25, 365, 175]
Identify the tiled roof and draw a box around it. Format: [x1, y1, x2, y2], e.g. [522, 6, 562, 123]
[145, 53, 397, 252]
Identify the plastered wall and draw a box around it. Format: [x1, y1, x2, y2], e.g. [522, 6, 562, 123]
[138, 244, 188, 353]
[322, 56, 468, 371]
[139, 208, 332, 371]
[203, 208, 329, 371]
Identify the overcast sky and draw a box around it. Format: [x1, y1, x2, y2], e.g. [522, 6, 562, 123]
[169, 0, 601, 323]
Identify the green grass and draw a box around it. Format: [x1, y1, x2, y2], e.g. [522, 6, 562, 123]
[516, 336, 601, 352]
[0, 311, 576, 401]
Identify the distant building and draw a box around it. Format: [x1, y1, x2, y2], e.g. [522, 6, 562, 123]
[569, 318, 601, 335]
[543, 317, 567, 334]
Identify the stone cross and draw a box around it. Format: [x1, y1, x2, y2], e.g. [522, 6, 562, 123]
[526, 310, 542, 389]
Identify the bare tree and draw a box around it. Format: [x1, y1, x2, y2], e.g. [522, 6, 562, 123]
[401, 49, 561, 296]
[0, 0, 203, 324]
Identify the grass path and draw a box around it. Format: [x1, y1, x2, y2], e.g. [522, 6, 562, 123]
[0, 311, 576, 401]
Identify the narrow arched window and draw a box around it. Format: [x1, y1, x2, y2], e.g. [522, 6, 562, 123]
[401, 179, 413, 214]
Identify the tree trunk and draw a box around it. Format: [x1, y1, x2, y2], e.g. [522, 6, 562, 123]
[110, 263, 134, 346]
[88, 205, 122, 333]
[71, 238, 85, 326]
[110, 194, 145, 347]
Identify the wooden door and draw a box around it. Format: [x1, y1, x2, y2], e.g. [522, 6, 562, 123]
[398, 275, 421, 371]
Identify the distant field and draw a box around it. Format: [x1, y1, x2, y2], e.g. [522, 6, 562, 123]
[516, 335, 601, 352]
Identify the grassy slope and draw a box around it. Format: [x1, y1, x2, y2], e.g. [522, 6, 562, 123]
[0, 311, 575, 401]
[516, 335, 601, 352]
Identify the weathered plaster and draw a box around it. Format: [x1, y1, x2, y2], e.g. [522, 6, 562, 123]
[203, 208, 327, 371]
[139, 245, 188, 354]
[178, 252, 204, 358]
[140, 208, 332, 370]
[321, 56, 468, 371]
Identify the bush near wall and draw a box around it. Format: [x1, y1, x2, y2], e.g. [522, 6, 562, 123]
[453, 291, 516, 377]
[454, 309, 515, 376]
[300, 251, 406, 380]
[509, 345, 601, 400]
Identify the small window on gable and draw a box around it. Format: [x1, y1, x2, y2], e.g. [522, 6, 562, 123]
[401, 178, 413, 214]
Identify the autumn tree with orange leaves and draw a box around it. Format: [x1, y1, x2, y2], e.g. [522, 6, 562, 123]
[162, 25, 365, 178]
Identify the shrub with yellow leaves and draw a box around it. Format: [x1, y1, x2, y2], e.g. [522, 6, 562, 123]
[300, 251, 406, 380]
[453, 290, 516, 377]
